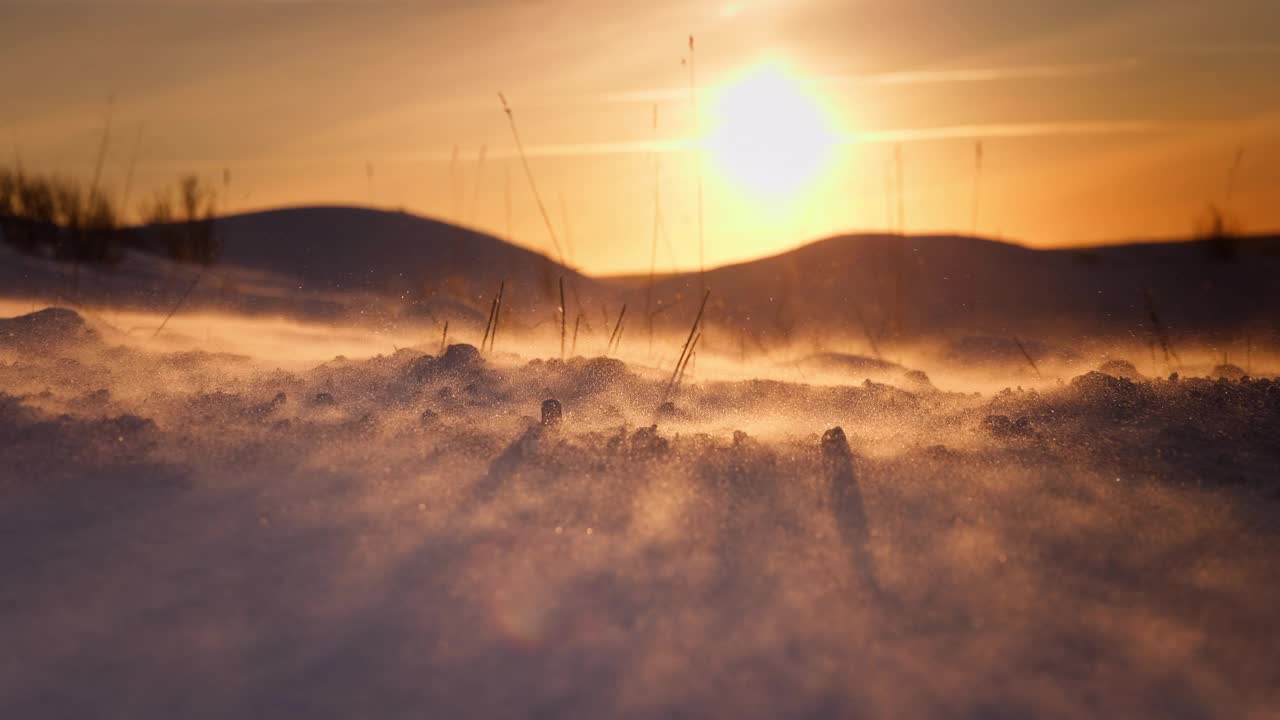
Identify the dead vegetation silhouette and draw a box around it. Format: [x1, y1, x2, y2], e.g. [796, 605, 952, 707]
[1, 166, 221, 269]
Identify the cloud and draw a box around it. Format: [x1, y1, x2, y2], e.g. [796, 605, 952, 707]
[574, 59, 1141, 108]
[842, 120, 1163, 144]
[469, 120, 1164, 160]
[1170, 42, 1280, 56]
[852, 59, 1142, 86]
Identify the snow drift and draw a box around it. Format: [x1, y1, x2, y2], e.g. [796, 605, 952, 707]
[2, 307, 1279, 718]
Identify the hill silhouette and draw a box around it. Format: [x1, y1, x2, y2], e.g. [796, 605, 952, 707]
[628, 232, 1280, 349]
[2, 205, 600, 328]
[3, 206, 1278, 347]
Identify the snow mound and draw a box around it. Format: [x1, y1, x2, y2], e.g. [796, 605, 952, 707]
[0, 307, 98, 351]
[1097, 358, 1144, 380]
[408, 343, 483, 380]
[796, 352, 902, 374]
[1213, 363, 1247, 380]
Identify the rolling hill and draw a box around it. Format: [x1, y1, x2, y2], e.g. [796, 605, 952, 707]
[4, 206, 1278, 352]
[623, 232, 1280, 353]
[1, 206, 604, 330]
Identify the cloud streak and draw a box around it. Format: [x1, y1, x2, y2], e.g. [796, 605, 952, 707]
[461, 120, 1163, 160]
[582, 59, 1141, 107]
[852, 59, 1142, 86]
[842, 120, 1162, 144]
[1171, 42, 1280, 56]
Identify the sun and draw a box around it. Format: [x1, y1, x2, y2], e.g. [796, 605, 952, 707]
[705, 63, 837, 198]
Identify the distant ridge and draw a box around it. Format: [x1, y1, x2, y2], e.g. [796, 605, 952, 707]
[143, 205, 591, 300]
[4, 205, 1277, 344]
[622, 231, 1280, 343]
[1, 205, 609, 327]
[600, 231, 1280, 281]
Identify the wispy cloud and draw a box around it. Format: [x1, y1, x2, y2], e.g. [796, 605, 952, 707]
[582, 59, 1141, 107]
[842, 120, 1162, 144]
[1171, 42, 1280, 56]
[471, 120, 1163, 160]
[852, 59, 1142, 86]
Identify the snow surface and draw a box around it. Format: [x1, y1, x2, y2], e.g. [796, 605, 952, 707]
[2, 306, 1280, 719]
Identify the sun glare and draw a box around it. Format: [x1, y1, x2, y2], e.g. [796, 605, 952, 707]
[706, 63, 837, 198]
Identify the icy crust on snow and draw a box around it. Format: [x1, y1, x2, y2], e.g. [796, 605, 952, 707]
[3, 309, 1280, 719]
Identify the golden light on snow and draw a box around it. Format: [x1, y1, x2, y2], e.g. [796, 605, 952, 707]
[705, 62, 837, 199]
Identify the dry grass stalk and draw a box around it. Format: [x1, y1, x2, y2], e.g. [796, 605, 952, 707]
[667, 288, 711, 394]
[1012, 336, 1043, 379]
[87, 93, 115, 211]
[498, 92, 566, 266]
[571, 313, 582, 356]
[121, 123, 145, 223]
[674, 331, 701, 389]
[152, 269, 202, 339]
[559, 276, 567, 359]
[489, 280, 506, 353]
[78, 93, 116, 297]
[647, 104, 661, 355]
[1143, 290, 1181, 369]
[493, 281, 506, 351]
[687, 36, 705, 289]
[647, 300, 679, 356]
[607, 303, 628, 356]
[480, 294, 498, 351]
[440, 321, 449, 354]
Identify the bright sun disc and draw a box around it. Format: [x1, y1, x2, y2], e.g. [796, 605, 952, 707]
[706, 64, 836, 198]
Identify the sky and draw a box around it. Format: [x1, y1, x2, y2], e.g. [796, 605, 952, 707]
[3, 0, 1279, 274]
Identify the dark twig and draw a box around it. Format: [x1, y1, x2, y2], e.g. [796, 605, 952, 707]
[499, 93, 566, 266]
[1144, 290, 1181, 369]
[559, 276, 567, 359]
[480, 294, 498, 351]
[688, 36, 705, 292]
[490, 280, 505, 353]
[667, 288, 711, 395]
[153, 270, 202, 339]
[607, 303, 627, 356]
[1012, 336, 1042, 379]
[674, 332, 701, 390]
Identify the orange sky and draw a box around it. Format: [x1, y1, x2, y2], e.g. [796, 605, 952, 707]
[3, 0, 1278, 274]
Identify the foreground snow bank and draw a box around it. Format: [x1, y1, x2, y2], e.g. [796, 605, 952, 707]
[2, 308, 1279, 719]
